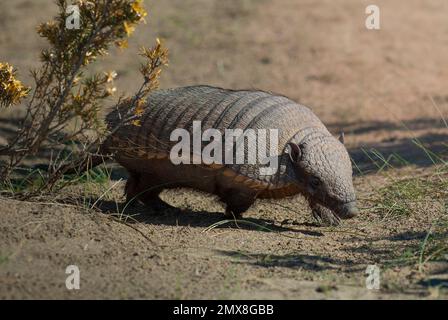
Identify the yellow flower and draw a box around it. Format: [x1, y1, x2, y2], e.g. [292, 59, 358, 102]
[131, 119, 141, 127]
[0, 62, 29, 108]
[115, 39, 128, 49]
[134, 98, 146, 116]
[72, 94, 83, 104]
[104, 71, 117, 83]
[123, 21, 135, 37]
[131, 0, 148, 22]
[106, 87, 117, 96]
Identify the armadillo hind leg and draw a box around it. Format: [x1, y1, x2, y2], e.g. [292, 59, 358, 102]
[309, 201, 341, 226]
[221, 189, 256, 219]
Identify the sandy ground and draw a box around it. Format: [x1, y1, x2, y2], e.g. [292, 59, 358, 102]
[0, 0, 447, 299]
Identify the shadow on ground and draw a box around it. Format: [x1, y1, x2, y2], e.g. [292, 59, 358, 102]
[327, 117, 448, 174]
[343, 229, 448, 269]
[328, 117, 448, 136]
[77, 197, 324, 237]
[215, 249, 359, 272]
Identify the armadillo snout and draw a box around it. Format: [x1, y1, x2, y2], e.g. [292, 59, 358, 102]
[338, 201, 358, 219]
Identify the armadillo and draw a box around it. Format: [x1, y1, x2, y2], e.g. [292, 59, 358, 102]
[102, 85, 358, 226]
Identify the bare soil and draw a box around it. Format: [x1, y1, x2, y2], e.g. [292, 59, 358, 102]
[0, 0, 447, 299]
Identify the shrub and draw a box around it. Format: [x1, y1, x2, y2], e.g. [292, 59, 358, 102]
[0, 0, 168, 195]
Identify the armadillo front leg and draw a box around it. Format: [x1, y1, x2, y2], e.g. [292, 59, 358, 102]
[309, 201, 341, 226]
[221, 189, 256, 219]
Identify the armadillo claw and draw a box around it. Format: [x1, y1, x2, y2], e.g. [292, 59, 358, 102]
[311, 203, 341, 227]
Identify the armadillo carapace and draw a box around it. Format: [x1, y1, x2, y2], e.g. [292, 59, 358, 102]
[104, 85, 358, 226]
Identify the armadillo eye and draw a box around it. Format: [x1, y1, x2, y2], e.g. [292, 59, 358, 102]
[309, 176, 321, 189]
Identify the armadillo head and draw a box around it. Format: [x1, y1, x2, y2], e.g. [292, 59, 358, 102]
[288, 136, 358, 220]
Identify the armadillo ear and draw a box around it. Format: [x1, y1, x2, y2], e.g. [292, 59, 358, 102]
[288, 143, 303, 163]
[338, 131, 345, 145]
